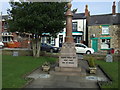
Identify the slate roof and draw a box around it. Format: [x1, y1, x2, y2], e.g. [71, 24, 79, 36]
[88, 13, 120, 25]
[73, 13, 86, 20]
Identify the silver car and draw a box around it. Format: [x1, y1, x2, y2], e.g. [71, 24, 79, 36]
[0, 42, 4, 48]
[75, 43, 94, 54]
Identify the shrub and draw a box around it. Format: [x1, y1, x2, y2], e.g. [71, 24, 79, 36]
[42, 61, 50, 66]
[88, 56, 96, 67]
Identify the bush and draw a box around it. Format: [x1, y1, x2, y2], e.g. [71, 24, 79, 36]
[88, 56, 96, 67]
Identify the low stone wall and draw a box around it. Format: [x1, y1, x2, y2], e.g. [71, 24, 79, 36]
[2, 49, 59, 57]
[2, 49, 120, 61]
[84, 54, 120, 61]
[113, 54, 120, 61]
[38, 51, 59, 58]
[2, 49, 33, 56]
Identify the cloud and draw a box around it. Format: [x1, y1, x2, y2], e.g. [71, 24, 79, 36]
[0, 0, 9, 2]
[0, 0, 20, 2]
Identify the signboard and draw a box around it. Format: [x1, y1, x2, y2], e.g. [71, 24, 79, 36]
[13, 51, 18, 56]
[105, 54, 113, 62]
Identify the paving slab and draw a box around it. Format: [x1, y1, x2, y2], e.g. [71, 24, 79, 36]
[25, 56, 109, 89]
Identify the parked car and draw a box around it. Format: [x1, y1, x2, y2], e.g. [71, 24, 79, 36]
[0, 42, 4, 48]
[75, 43, 94, 54]
[41, 43, 60, 53]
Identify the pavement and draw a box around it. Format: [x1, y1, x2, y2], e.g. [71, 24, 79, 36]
[24, 54, 109, 88]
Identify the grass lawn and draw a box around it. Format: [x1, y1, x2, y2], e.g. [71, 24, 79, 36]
[95, 60, 119, 88]
[2, 55, 57, 88]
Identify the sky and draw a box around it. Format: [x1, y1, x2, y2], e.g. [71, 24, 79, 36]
[1, 0, 120, 15]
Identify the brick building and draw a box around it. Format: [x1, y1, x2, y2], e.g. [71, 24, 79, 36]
[2, 15, 29, 48]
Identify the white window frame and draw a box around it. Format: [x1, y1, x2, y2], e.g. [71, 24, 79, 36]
[72, 22, 77, 32]
[102, 26, 109, 35]
[101, 39, 110, 49]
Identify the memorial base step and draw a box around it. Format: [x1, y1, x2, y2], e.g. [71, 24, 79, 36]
[50, 67, 86, 76]
[55, 67, 81, 72]
[50, 71, 86, 76]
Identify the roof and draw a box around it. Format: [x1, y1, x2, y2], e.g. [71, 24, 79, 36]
[2, 15, 9, 21]
[73, 13, 86, 20]
[88, 13, 120, 26]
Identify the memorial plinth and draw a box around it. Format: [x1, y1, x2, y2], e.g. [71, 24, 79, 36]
[59, 42, 78, 67]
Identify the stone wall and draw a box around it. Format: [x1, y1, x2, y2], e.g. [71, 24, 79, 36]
[88, 25, 101, 50]
[109, 25, 120, 51]
[2, 50, 59, 58]
[2, 50, 33, 56]
[88, 25, 120, 53]
[84, 54, 120, 61]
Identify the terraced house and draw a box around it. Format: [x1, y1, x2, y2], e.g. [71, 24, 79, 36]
[88, 1, 120, 53]
[41, 5, 90, 47]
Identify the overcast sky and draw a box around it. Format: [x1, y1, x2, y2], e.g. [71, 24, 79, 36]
[1, 0, 120, 15]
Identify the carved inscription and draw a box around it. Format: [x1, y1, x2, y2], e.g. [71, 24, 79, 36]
[59, 43, 78, 67]
[61, 58, 75, 65]
[64, 60, 68, 61]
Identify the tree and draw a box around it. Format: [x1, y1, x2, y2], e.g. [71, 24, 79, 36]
[7, 1, 66, 57]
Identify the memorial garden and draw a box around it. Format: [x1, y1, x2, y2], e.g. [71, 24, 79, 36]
[2, 54, 118, 88]
[2, 1, 119, 89]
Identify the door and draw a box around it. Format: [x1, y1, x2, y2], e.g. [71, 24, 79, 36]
[59, 35, 63, 47]
[92, 39, 98, 52]
[73, 35, 81, 43]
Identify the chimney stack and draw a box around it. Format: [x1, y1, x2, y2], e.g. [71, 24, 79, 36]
[85, 5, 90, 17]
[112, 1, 116, 15]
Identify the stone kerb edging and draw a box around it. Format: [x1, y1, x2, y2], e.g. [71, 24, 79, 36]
[85, 59, 113, 89]
[21, 66, 41, 88]
[21, 78, 34, 88]
[97, 65, 113, 88]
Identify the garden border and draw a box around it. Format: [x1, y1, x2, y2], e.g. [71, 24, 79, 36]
[21, 66, 41, 88]
[97, 65, 113, 88]
[85, 59, 113, 89]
